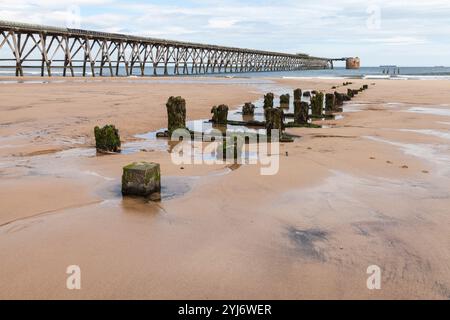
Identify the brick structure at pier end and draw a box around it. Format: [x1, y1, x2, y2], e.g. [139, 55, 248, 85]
[346, 57, 361, 69]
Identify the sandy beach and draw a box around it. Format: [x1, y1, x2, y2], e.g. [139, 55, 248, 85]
[0, 76, 449, 299]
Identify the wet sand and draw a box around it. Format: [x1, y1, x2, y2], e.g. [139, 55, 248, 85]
[0, 76, 449, 299]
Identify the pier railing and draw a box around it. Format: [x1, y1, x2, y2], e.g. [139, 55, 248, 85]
[0, 20, 331, 77]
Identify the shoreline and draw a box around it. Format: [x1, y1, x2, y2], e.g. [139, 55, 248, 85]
[2, 72, 450, 83]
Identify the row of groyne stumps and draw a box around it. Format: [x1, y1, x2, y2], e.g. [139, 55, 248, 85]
[93, 82, 372, 201]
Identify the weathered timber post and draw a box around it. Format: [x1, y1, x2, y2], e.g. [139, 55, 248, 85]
[280, 94, 290, 108]
[211, 104, 229, 125]
[94, 125, 121, 153]
[294, 100, 309, 124]
[347, 88, 354, 98]
[264, 93, 274, 109]
[311, 92, 324, 117]
[166, 96, 187, 135]
[294, 89, 302, 101]
[363, 84, 369, 90]
[334, 92, 344, 106]
[265, 108, 285, 138]
[242, 102, 255, 116]
[122, 162, 161, 200]
[325, 93, 335, 112]
[220, 133, 245, 163]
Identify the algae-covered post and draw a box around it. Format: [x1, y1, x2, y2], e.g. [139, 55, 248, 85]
[264, 93, 274, 109]
[294, 89, 302, 101]
[94, 125, 121, 153]
[347, 88, 354, 98]
[122, 162, 161, 200]
[294, 100, 309, 124]
[334, 92, 344, 106]
[311, 92, 324, 117]
[242, 102, 255, 116]
[166, 96, 186, 135]
[334, 92, 345, 112]
[325, 93, 335, 112]
[280, 94, 290, 108]
[211, 104, 229, 125]
[265, 108, 285, 138]
[219, 133, 245, 163]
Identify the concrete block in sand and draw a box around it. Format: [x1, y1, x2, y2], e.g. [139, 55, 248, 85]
[122, 162, 161, 200]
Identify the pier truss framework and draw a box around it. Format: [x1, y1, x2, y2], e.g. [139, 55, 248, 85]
[0, 20, 331, 77]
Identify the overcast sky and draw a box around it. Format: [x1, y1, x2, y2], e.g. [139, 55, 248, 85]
[1, 0, 449, 66]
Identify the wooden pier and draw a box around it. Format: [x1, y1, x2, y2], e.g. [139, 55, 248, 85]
[0, 20, 332, 77]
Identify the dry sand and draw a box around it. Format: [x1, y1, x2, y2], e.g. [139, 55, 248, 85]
[0, 76, 449, 299]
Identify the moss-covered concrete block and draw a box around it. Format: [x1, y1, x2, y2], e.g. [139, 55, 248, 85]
[242, 102, 255, 116]
[294, 100, 309, 124]
[264, 93, 274, 109]
[122, 162, 161, 199]
[211, 104, 229, 125]
[166, 96, 186, 135]
[94, 125, 121, 153]
[311, 92, 324, 117]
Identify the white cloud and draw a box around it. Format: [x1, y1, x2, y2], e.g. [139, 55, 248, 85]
[364, 36, 428, 46]
[207, 18, 238, 29]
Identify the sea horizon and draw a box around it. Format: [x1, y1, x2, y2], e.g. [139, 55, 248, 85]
[1, 66, 450, 80]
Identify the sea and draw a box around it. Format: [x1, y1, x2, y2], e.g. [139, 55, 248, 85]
[1, 66, 450, 80]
